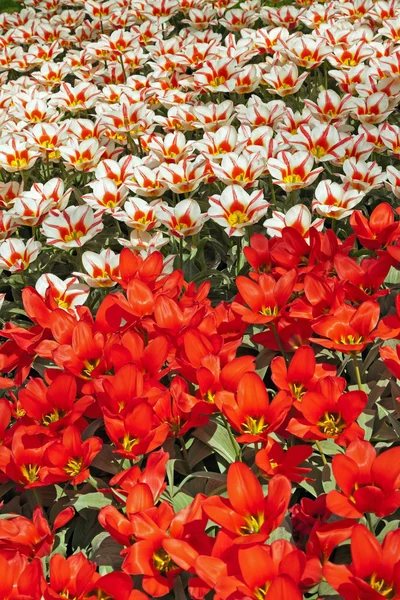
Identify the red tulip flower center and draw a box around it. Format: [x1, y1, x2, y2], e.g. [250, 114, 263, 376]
[152, 548, 179, 575]
[369, 573, 394, 598]
[317, 412, 346, 437]
[20, 463, 40, 484]
[239, 512, 265, 536]
[242, 415, 268, 435]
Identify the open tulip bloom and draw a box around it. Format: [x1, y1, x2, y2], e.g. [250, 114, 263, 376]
[0, 0, 400, 599]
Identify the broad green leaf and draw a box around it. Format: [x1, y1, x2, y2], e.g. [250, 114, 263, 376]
[72, 492, 112, 512]
[268, 517, 294, 543]
[321, 464, 336, 493]
[377, 518, 400, 541]
[171, 491, 194, 512]
[318, 439, 344, 457]
[357, 410, 375, 441]
[376, 404, 400, 438]
[193, 420, 238, 464]
[318, 581, 342, 598]
[385, 266, 400, 285]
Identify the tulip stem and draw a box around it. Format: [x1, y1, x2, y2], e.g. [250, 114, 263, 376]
[179, 236, 184, 270]
[351, 353, 363, 391]
[87, 474, 98, 490]
[315, 440, 327, 466]
[127, 133, 136, 156]
[179, 436, 189, 466]
[236, 236, 242, 277]
[119, 54, 127, 83]
[221, 414, 241, 462]
[366, 512, 374, 533]
[33, 489, 42, 508]
[268, 174, 276, 206]
[270, 323, 288, 364]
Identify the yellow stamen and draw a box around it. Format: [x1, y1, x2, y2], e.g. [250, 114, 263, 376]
[20, 463, 40, 483]
[152, 548, 179, 575]
[317, 412, 346, 437]
[242, 415, 268, 435]
[227, 210, 249, 227]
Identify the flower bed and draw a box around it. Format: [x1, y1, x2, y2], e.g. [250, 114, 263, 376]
[0, 0, 399, 598]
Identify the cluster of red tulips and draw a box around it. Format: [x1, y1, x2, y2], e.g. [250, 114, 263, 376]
[0, 221, 400, 598]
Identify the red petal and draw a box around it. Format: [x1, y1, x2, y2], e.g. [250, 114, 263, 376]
[371, 446, 400, 492]
[227, 462, 264, 516]
[263, 475, 291, 534]
[350, 300, 380, 337]
[236, 277, 264, 312]
[331, 454, 359, 496]
[237, 372, 269, 416]
[351, 524, 382, 579]
[238, 546, 274, 590]
[127, 280, 154, 317]
[220, 356, 256, 391]
[126, 483, 154, 517]
[326, 490, 363, 519]
[265, 575, 303, 600]
[287, 345, 315, 384]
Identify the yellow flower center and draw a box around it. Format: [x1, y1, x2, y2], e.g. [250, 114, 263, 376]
[242, 415, 268, 435]
[260, 305, 278, 317]
[42, 408, 65, 425]
[289, 382, 306, 400]
[20, 463, 40, 483]
[137, 215, 151, 225]
[64, 457, 83, 477]
[55, 297, 70, 310]
[312, 146, 327, 158]
[10, 158, 28, 168]
[317, 412, 346, 437]
[204, 390, 215, 403]
[254, 582, 271, 600]
[369, 574, 394, 598]
[227, 210, 249, 227]
[239, 512, 265, 535]
[152, 548, 179, 575]
[64, 230, 84, 243]
[336, 334, 364, 345]
[342, 58, 357, 66]
[121, 433, 138, 452]
[210, 76, 226, 87]
[82, 358, 100, 378]
[283, 174, 302, 183]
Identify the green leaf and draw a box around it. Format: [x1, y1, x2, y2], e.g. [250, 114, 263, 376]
[321, 464, 336, 493]
[166, 458, 178, 497]
[318, 439, 344, 457]
[318, 581, 341, 598]
[376, 404, 400, 438]
[377, 517, 400, 542]
[187, 439, 212, 469]
[171, 491, 194, 512]
[385, 266, 400, 285]
[72, 492, 112, 512]
[193, 420, 238, 464]
[90, 531, 110, 554]
[268, 517, 294, 543]
[178, 470, 227, 492]
[357, 410, 375, 441]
